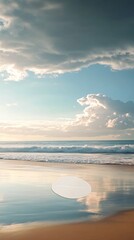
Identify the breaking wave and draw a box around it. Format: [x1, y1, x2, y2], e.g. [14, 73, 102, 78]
[0, 144, 134, 154]
[0, 141, 134, 165]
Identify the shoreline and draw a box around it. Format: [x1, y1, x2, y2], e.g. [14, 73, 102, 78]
[0, 209, 134, 240]
[0, 159, 134, 240]
[1, 159, 134, 168]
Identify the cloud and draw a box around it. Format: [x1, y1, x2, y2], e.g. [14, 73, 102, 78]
[0, 17, 10, 30]
[0, 0, 134, 80]
[6, 102, 18, 107]
[0, 121, 66, 140]
[63, 94, 134, 139]
[0, 94, 134, 140]
[75, 94, 134, 129]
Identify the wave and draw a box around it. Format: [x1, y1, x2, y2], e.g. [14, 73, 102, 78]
[0, 144, 134, 154]
[0, 152, 134, 165]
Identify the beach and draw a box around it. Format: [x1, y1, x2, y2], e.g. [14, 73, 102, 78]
[0, 210, 134, 240]
[0, 159, 134, 239]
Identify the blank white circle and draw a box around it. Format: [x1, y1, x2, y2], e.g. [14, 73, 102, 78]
[52, 176, 91, 199]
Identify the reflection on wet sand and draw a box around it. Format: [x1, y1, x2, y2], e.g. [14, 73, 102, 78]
[77, 166, 134, 216]
[78, 192, 107, 213]
[0, 160, 134, 225]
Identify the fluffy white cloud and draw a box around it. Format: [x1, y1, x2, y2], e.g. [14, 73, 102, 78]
[75, 94, 134, 130]
[106, 113, 134, 129]
[63, 94, 134, 139]
[0, 94, 134, 140]
[0, 0, 134, 80]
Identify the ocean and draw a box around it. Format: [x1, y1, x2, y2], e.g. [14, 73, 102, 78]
[0, 140, 134, 165]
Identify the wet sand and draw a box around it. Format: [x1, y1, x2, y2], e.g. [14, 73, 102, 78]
[0, 160, 134, 239]
[0, 210, 134, 240]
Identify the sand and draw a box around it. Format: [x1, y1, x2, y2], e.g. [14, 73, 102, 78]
[0, 160, 134, 240]
[0, 210, 134, 240]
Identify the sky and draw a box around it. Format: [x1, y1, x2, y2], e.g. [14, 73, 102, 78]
[0, 0, 134, 140]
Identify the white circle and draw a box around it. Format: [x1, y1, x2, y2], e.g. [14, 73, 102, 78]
[52, 176, 91, 199]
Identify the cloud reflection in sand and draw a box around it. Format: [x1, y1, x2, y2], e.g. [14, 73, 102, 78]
[77, 167, 134, 215]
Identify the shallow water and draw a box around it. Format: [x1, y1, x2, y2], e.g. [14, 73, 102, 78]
[0, 160, 134, 225]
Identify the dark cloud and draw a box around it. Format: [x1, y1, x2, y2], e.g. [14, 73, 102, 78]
[0, 0, 134, 80]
